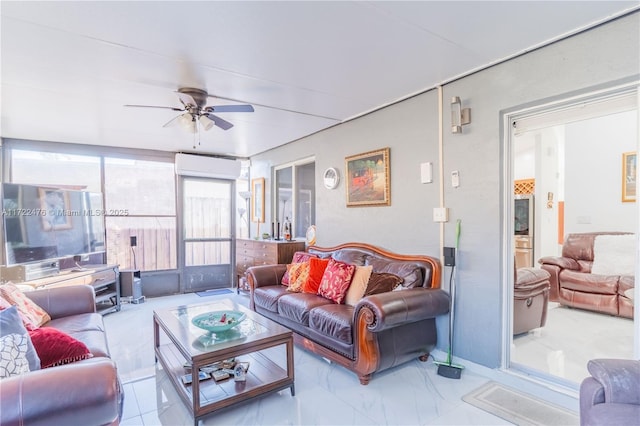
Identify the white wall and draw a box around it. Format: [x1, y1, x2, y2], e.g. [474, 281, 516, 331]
[564, 110, 637, 234]
[251, 12, 640, 369]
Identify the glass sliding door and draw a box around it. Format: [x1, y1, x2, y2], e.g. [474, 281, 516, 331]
[182, 177, 234, 292]
[505, 87, 638, 387]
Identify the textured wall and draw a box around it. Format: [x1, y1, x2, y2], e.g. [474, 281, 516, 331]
[250, 12, 640, 369]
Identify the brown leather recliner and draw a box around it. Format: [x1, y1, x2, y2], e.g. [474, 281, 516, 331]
[514, 267, 550, 335]
[539, 232, 634, 318]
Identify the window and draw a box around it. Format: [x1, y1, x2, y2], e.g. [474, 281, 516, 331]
[274, 159, 315, 239]
[10, 150, 101, 191]
[104, 158, 176, 271]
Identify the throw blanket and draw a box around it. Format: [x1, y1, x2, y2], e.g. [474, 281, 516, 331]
[591, 234, 636, 276]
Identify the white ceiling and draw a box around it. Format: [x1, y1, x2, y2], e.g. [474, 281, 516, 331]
[2, 1, 638, 158]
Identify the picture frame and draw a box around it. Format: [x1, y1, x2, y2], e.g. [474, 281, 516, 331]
[38, 188, 73, 231]
[622, 151, 636, 202]
[251, 177, 265, 222]
[345, 148, 390, 207]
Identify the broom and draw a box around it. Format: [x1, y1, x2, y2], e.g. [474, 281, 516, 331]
[435, 219, 465, 379]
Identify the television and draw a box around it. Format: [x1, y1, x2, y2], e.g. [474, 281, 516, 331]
[2, 183, 106, 266]
[514, 194, 534, 237]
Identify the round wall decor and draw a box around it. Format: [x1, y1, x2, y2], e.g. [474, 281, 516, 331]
[323, 167, 340, 189]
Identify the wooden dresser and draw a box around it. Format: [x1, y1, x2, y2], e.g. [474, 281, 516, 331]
[236, 239, 306, 293]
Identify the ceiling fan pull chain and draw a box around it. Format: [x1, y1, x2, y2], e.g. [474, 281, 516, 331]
[193, 116, 197, 149]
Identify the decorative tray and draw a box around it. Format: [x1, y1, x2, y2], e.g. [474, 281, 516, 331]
[191, 310, 246, 333]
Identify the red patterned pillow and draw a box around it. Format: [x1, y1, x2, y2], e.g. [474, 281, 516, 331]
[0, 283, 51, 331]
[29, 327, 93, 368]
[287, 261, 311, 293]
[281, 252, 317, 286]
[302, 257, 330, 294]
[317, 258, 356, 304]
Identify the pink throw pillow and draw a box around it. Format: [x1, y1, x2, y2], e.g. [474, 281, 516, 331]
[281, 252, 317, 286]
[0, 283, 51, 331]
[317, 258, 356, 304]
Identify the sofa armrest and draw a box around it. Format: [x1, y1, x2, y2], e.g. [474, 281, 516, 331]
[0, 358, 120, 426]
[247, 264, 288, 289]
[26, 285, 97, 319]
[538, 256, 580, 270]
[355, 288, 450, 332]
[586, 359, 640, 405]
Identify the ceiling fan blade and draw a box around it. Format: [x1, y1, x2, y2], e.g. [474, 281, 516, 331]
[125, 104, 183, 111]
[176, 91, 197, 107]
[202, 113, 233, 131]
[208, 93, 340, 121]
[204, 104, 254, 113]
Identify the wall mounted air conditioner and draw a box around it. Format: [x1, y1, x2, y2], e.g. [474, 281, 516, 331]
[175, 153, 241, 179]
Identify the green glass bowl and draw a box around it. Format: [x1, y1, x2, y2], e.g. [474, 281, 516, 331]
[191, 310, 246, 333]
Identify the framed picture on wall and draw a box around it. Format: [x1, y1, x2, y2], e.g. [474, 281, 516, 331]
[345, 147, 390, 207]
[622, 151, 636, 202]
[251, 177, 265, 222]
[38, 188, 73, 231]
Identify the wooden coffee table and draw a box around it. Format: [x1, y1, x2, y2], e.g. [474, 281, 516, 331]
[153, 299, 294, 425]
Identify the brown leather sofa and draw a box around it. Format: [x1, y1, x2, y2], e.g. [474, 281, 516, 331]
[514, 267, 550, 335]
[247, 242, 450, 385]
[0, 285, 123, 426]
[539, 232, 634, 318]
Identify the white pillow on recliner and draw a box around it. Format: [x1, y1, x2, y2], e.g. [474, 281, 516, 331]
[591, 234, 636, 276]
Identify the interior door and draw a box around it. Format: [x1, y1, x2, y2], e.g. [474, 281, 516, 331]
[182, 177, 234, 292]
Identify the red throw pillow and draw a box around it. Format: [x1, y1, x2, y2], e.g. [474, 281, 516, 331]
[28, 327, 93, 368]
[317, 258, 356, 304]
[302, 257, 330, 294]
[281, 251, 317, 286]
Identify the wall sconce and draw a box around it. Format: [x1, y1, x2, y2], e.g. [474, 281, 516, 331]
[451, 96, 471, 134]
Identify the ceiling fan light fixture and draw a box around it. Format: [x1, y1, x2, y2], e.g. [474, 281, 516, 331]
[178, 113, 198, 133]
[199, 114, 215, 131]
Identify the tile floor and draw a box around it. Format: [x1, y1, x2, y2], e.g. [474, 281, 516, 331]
[104, 291, 582, 425]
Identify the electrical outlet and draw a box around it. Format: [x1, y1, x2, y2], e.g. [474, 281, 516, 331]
[433, 207, 449, 222]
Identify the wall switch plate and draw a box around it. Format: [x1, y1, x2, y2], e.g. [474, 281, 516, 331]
[433, 207, 449, 222]
[451, 171, 460, 188]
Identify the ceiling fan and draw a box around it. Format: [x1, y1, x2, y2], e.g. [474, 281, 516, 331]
[125, 87, 254, 133]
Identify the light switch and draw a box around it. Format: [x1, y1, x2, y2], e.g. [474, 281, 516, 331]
[451, 171, 460, 188]
[420, 162, 433, 184]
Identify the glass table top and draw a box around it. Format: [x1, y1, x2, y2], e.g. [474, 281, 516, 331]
[168, 302, 268, 349]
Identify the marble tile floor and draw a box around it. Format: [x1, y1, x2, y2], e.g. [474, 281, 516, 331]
[104, 291, 577, 426]
[512, 302, 634, 384]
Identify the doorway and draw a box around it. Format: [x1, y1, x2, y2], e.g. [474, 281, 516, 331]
[505, 86, 638, 387]
[181, 177, 235, 292]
